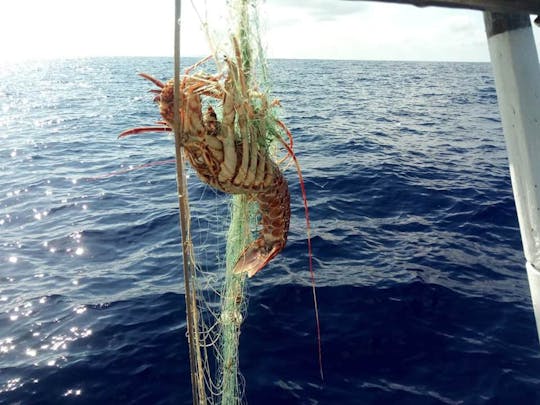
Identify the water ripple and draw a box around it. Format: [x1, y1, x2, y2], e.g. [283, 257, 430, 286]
[0, 58, 538, 403]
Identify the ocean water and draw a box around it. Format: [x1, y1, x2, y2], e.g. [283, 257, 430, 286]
[1, 57, 539, 404]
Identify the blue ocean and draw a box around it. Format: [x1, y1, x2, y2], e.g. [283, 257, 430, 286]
[1, 57, 540, 404]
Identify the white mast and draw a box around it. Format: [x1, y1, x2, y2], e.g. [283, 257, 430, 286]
[484, 12, 540, 339]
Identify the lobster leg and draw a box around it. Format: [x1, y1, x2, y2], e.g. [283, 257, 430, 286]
[138, 73, 165, 88]
[217, 69, 238, 184]
[118, 126, 171, 138]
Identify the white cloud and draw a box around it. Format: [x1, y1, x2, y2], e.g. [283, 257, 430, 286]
[0, 0, 209, 60]
[264, 2, 490, 61]
[267, 0, 368, 21]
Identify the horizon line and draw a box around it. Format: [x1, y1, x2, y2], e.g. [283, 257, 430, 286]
[0, 54, 491, 64]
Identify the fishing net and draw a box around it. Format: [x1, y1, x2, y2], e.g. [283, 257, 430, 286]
[181, 0, 287, 403]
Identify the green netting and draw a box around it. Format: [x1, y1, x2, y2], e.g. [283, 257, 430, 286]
[219, 194, 254, 404]
[185, 1, 282, 403]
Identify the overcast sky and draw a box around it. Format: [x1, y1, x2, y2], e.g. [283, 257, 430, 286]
[0, 0, 538, 62]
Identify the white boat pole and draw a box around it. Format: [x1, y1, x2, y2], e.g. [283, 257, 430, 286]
[484, 12, 540, 340]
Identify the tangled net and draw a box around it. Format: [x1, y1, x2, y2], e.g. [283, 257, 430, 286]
[185, 1, 288, 403]
[118, 0, 319, 403]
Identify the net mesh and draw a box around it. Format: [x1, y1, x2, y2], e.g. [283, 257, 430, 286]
[184, 1, 283, 403]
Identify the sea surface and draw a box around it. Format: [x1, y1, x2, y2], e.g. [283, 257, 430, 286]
[1, 57, 539, 404]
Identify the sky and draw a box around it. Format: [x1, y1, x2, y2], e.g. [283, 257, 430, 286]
[0, 0, 538, 62]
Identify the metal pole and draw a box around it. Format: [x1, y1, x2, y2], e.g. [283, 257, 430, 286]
[484, 12, 540, 340]
[172, 0, 206, 403]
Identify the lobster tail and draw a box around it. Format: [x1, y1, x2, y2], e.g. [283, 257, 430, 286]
[233, 241, 281, 278]
[233, 170, 290, 277]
